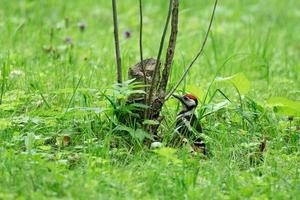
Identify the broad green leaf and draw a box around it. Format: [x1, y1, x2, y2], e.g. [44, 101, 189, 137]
[203, 100, 231, 113]
[267, 97, 300, 117]
[133, 129, 152, 142]
[115, 126, 152, 142]
[200, 100, 231, 119]
[216, 72, 251, 95]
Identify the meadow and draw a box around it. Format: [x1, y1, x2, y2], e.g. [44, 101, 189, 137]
[0, 0, 299, 199]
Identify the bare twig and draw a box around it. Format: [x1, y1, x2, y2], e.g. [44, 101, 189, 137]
[144, 0, 178, 134]
[139, 0, 146, 86]
[139, 0, 148, 121]
[112, 0, 122, 83]
[165, 0, 218, 101]
[159, 0, 179, 95]
[147, 0, 173, 110]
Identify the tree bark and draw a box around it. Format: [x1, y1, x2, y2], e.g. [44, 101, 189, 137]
[146, 0, 179, 135]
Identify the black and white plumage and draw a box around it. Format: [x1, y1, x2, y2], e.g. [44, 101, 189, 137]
[172, 94, 206, 154]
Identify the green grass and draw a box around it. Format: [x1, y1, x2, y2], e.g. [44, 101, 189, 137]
[0, 0, 300, 199]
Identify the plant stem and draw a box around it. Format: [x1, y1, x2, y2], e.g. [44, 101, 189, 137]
[112, 0, 122, 84]
[147, 0, 173, 117]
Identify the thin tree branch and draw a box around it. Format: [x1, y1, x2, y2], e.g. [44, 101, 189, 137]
[147, 0, 173, 108]
[144, 0, 178, 134]
[139, 0, 148, 121]
[158, 0, 179, 96]
[165, 0, 218, 101]
[139, 0, 146, 86]
[112, 0, 122, 83]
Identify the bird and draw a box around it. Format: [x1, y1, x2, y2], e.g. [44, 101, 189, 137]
[171, 93, 206, 154]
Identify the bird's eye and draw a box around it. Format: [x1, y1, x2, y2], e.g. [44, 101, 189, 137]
[183, 96, 188, 100]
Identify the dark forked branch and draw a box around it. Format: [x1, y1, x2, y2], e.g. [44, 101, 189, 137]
[147, 0, 173, 109]
[112, 0, 122, 83]
[142, 0, 179, 134]
[165, 0, 218, 101]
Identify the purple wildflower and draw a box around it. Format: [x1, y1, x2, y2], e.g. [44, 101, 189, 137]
[78, 22, 87, 32]
[64, 37, 73, 45]
[123, 30, 132, 39]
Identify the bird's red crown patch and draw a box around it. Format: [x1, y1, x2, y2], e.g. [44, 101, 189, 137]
[184, 93, 198, 100]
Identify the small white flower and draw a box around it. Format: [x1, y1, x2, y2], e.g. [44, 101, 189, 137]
[9, 69, 24, 78]
[150, 142, 164, 149]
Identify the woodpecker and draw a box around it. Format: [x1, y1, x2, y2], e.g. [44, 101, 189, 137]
[172, 93, 206, 154]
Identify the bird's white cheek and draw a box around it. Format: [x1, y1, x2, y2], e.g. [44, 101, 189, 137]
[186, 100, 196, 107]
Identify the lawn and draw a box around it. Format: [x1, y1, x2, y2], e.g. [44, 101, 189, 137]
[0, 0, 299, 199]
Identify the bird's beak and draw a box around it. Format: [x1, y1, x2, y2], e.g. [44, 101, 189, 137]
[172, 94, 184, 104]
